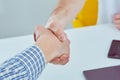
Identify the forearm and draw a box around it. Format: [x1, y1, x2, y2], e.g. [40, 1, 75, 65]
[0, 45, 46, 80]
[46, 0, 85, 29]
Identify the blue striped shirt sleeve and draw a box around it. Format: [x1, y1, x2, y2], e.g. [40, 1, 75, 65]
[0, 45, 46, 80]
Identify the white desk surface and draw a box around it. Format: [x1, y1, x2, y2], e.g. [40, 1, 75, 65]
[0, 24, 120, 80]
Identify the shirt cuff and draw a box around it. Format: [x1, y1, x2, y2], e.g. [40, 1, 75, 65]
[33, 45, 47, 65]
[15, 45, 46, 79]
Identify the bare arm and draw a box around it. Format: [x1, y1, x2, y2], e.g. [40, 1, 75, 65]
[45, 0, 85, 65]
[46, 0, 85, 29]
[34, 0, 85, 65]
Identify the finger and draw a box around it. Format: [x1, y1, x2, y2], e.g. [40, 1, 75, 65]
[60, 54, 70, 60]
[115, 24, 120, 30]
[113, 19, 120, 30]
[50, 53, 69, 65]
[47, 22, 67, 42]
[59, 54, 70, 65]
[114, 14, 120, 20]
[52, 54, 69, 65]
[113, 19, 120, 25]
[50, 57, 61, 64]
[66, 37, 71, 45]
[34, 25, 46, 41]
[64, 38, 71, 54]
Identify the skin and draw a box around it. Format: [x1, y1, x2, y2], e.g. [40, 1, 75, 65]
[35, 0, 85, 65]
[35, 25, 70, 63]
[113, 13, 120, 30]
[35, 0, 120, 65]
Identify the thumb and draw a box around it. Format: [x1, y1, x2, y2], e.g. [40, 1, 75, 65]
[34, 25, 46, 41]
[47, 22, 67, 42]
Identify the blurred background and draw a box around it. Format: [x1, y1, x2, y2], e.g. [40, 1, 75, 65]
[0, 0, 72, 38]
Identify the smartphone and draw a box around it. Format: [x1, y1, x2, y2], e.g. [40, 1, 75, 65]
[108, 40, 120, 59]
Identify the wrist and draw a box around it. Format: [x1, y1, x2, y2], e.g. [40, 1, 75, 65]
[46, 5, 73, 29]
[45, 16, 66, 29]
[35, 43, 52, 63]
[35, 35, 58, 63]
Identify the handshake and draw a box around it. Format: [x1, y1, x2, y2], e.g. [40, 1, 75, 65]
[34, 22, 70, 65]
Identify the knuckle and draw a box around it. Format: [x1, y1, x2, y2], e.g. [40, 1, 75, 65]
[48, 26, 58, 33]
[116, 25, 120, 30]
[113, 19, 116, 23]
[66, 39, 70, 45]
[114, 14, 118, 18]
[114, 15, 120, 20]
[68, 39, 71, 44]
[62, 60, 69, 65]
[34, 25, 42, 32]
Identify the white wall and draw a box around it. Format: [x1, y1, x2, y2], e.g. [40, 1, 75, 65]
[0, 0, 71, 38]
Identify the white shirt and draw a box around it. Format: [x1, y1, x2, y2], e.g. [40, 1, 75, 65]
[97, 0, 120, 24]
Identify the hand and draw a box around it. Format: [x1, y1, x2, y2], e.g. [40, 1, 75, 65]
[34, 22, 70, 65]
[46, 21, 67, 42]
[35, 25, 70, 64]
[113, 13, 120, 29]
[46, 22, 71, 65]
